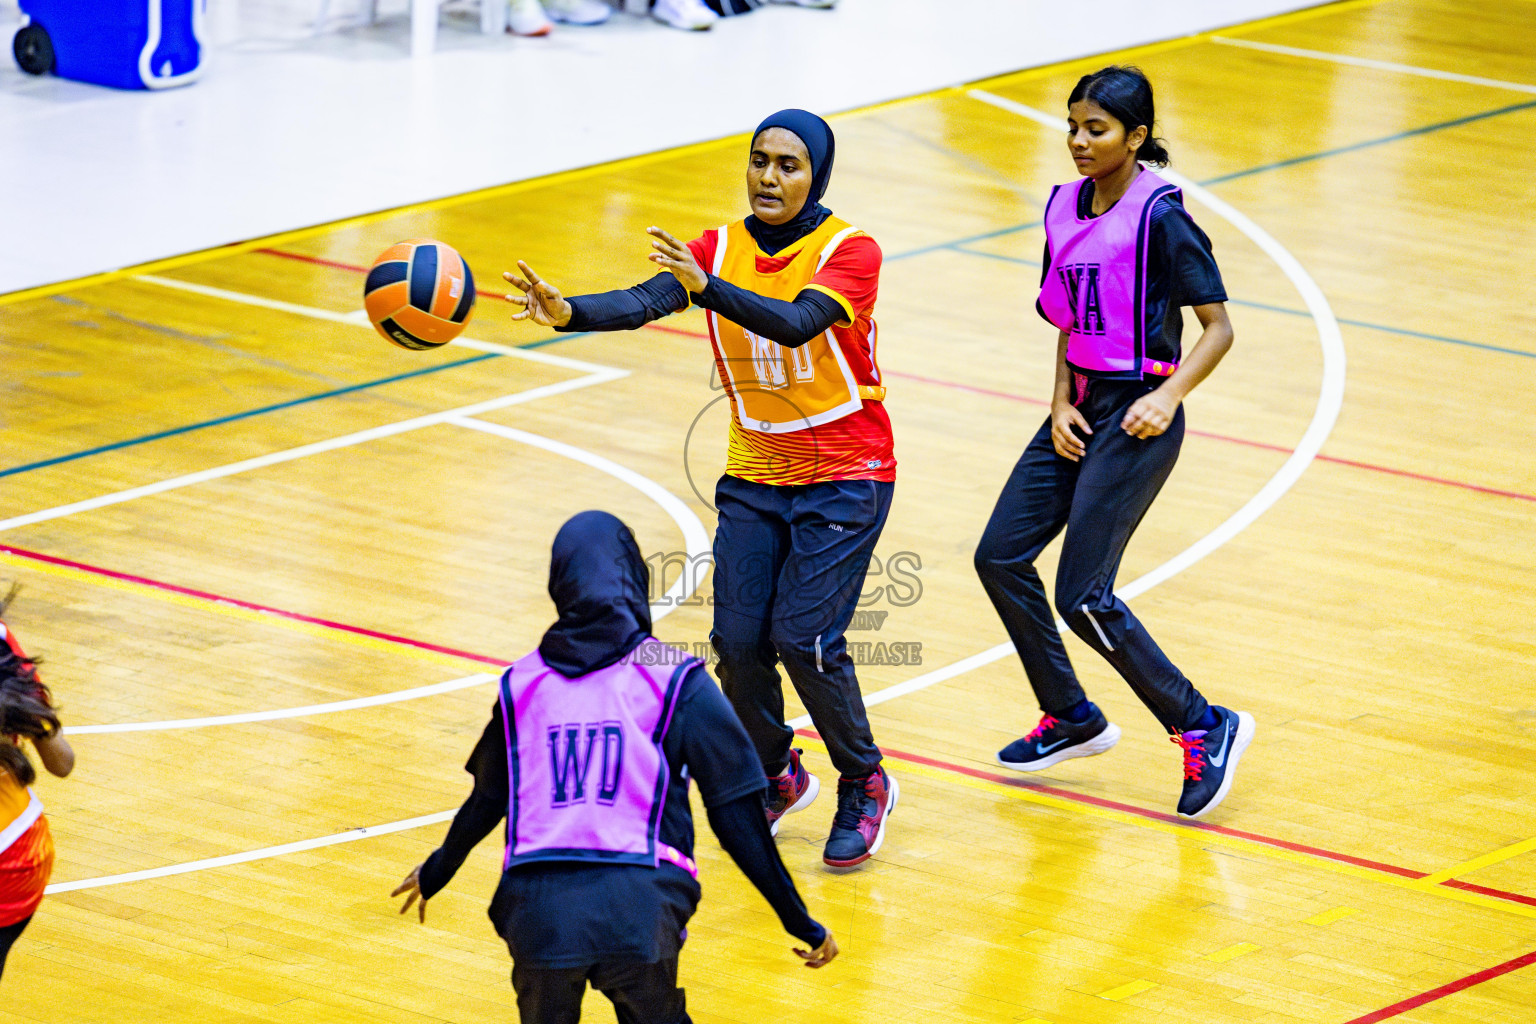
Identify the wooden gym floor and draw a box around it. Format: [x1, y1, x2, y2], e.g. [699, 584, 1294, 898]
[2, 0, 1534, 1020]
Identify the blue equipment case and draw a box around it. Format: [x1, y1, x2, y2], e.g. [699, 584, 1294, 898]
[14, 0, 204, 90]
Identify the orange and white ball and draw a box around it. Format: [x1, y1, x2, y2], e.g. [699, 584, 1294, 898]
[363, 239, 476, 350]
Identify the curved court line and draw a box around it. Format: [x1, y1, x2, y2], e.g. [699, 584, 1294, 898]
[52, 94, 1345, 891]
[65, 422, 709, 735]
[799, 90, 1348, 722]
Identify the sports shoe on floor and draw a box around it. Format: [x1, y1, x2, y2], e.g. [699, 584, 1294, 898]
[765, 748, 820, 837]
[507, 0, 553, 35]
[544, 0, 611, 23]
[767, 0, 837, 7]
[1173, 706, 1255, 820]
[823, 766, 897, 867]
[650, 0, 717, 30]
[996, 706, 1121, 772]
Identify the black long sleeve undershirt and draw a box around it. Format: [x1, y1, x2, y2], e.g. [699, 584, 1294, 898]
[562, 272, 846, 348]
[706, 794, 824, 946]
[417, 782, 502, 901]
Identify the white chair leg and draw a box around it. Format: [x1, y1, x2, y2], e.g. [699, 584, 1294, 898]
[481, 0, 507, 35]
[410, 0, 437, 56]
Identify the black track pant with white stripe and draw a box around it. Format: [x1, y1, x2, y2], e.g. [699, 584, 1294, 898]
[974, 377, 1209, 735]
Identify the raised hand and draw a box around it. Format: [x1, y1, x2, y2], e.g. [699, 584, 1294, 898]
[647, 226, 708, 294]
[503, 260, 573, 327]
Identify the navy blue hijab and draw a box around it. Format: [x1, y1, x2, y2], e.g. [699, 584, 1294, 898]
[538, 511, 653, 678]
[746, 109, 836, 256]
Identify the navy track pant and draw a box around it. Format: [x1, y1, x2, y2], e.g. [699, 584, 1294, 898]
[512, 957, 688, 1024]
[711, 474, 892, 778]
[974, 378, 1209, 734]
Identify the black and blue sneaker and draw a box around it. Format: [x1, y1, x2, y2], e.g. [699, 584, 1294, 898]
[1173, 706, 1256, 819]
[997, 705, 1121, 772]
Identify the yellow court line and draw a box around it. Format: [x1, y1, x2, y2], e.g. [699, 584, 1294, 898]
[1096, 979, 1157, 1001]
[0, 0, 1389, 310]
[793, 737, 1536, 921]
[1415, 836, 1536, 887]
[1305, 906, 1359, 926]
[0, 550, 490, 672]
[1205, 942, 1262, 963]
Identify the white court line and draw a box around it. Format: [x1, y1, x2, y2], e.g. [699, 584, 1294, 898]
[67, 674, 497, 735]
[138, 274, 619, 375]
[52, 120, 1346, 890]
[63, 419, 711, 734]
[1210, 36, 1536, 95]
[449, 416, 713, 611]
[46, 811, 457, 894]
[787, 90, 1348, 724]
[0, 372, 626, 534]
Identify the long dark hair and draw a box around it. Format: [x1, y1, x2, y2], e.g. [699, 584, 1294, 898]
[0, 586, 57, 787]
[1068, 65, 1171, 168]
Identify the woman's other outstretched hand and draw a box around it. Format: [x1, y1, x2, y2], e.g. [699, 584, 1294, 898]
[504, 261, 573, 327]
[794, 930, 839, 968]
[646, 227, 708, 294]
[392, 863, 428, 923]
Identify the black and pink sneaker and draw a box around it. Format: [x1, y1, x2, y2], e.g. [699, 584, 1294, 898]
[765, 747, 820, 837]
[823, 766, 898, 868]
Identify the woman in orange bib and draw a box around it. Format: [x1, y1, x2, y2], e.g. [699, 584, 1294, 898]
[0, 604, 75, 981]
[503, 110, 898, 868]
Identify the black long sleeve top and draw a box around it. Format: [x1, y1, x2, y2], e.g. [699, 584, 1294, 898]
[560, 271, 846, 348]
[416, 665, 825, 969]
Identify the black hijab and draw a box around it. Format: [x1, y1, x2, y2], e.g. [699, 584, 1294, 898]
[745, 109, 836, 256]
[537, 511, 653, 678]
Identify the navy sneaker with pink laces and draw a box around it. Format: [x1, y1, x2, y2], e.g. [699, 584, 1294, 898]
[997, 705, 1121, 772]
[1173, 706, 1255, 819]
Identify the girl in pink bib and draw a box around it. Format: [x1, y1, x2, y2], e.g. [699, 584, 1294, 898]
[974, 67, 1255, 821]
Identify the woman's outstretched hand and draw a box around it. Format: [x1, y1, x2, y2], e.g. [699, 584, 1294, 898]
[646, 227, 708, 294]
[794, 930, 839, 968]
[503, 260, 573, 327]
[391, 863, 428, 923]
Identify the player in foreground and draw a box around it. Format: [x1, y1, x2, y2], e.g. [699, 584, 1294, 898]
[502, 109, 898, 867]
[393, 512, 836, 1023]
[973, 67, 1255, 819]
[0, 592, 76, 981]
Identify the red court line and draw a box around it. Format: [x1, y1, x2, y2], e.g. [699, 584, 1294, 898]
[0, 543, 505, 667]
[798, 730, 1425, 879]
[1445, 879, 1536, 909]
[1343, 948, 1536, 1024]
[258, 248, 514, 302]
[883, 368, 1536, 504]
[5, 534, 1534, 910]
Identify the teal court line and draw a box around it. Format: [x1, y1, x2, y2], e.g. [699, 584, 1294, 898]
[948, 245, 1534, 359]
